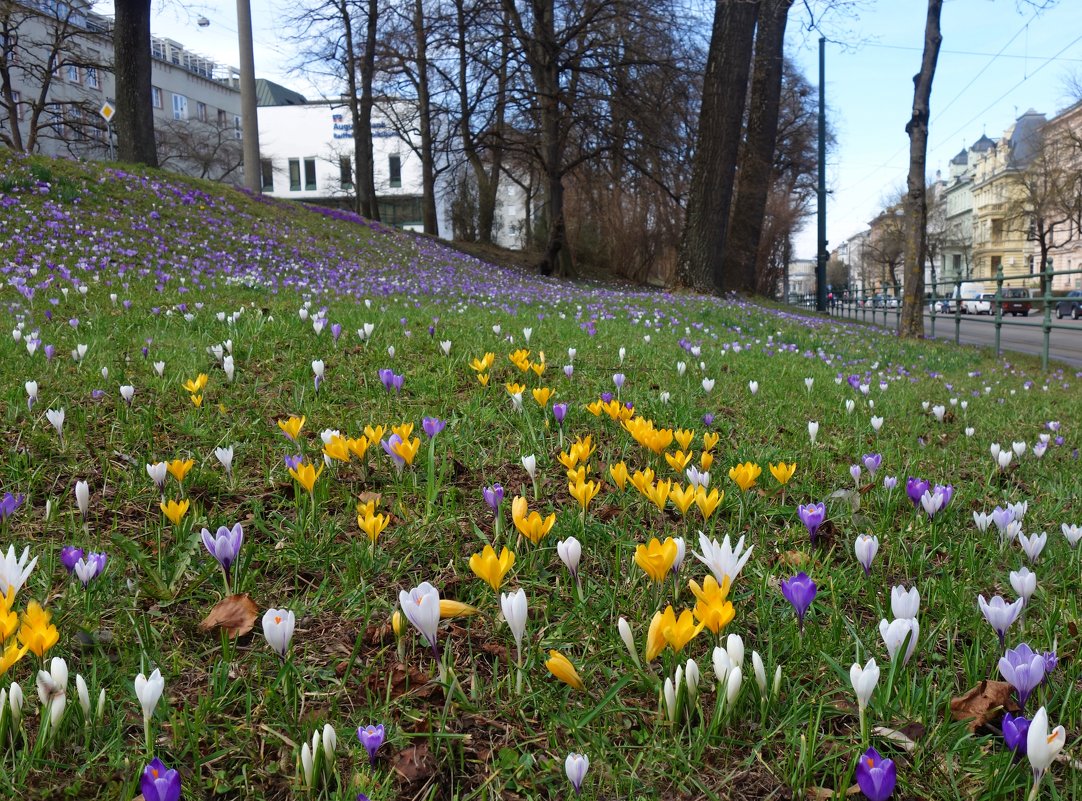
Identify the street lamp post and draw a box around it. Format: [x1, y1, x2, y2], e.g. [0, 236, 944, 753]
[236, 0, 261, 194]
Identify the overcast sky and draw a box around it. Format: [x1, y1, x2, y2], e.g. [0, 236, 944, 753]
[94, 0, 1082, 261]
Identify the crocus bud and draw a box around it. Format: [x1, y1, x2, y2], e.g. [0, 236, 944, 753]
[300, 742, 315, 787]
[685, 658, 700, 706]
[96, 687, 106, 721]
[726, 634, 744, 670]
[76, 674, 90, 717]
[134, 668, 164, 722]
[392, 610, 404, 638]
[75, 480, 90, 519]
[663, 676, 678, 722]
[521, 454, 537, 479]
[807, 420, 819, 445]
[322, 723, 337, 760]
[617, 617, 640, 668]
[9, 682, 24, 726]
[726, 666, 743, 706]
[752, 651, 767, 694]
[773, 664, 782, 698]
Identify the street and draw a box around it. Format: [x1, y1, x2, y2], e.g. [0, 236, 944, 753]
[829, 307, 1082, 367]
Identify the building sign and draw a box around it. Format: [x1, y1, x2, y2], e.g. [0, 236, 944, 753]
[332, 113, 398, 140]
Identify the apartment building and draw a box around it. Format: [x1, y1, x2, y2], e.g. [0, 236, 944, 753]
[0, 0, 243, 180]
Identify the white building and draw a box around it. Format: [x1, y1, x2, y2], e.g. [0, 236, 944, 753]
[1, 0, 243, 180]
[256, 100, 530, 248]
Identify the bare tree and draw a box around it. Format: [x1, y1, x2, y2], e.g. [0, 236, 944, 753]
[677, 0, 759, 292]
[156, 117, 243, 181]
[865, 202, 906, 293]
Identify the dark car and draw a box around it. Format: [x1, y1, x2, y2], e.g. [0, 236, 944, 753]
[999, 288, 1033, 317]
[1056, 290, 1082, 320]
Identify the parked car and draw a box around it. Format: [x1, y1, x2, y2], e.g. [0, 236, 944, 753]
[999, 288, 1033, 317]
[961, 293, 995, 315]
[1056, 290, 1082, 319]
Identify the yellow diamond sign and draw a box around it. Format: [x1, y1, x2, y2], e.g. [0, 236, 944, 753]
[99, 101, 116, 123]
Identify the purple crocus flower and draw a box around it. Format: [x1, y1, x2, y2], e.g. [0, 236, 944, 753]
[883, 476, 897, 490]
[357, 723, 385, 764]
[703, 413, 714, 427]
[797, 502, 827, 543]
[283, 454, 302, 471]
[613, 373, 625, 390]
[977, 594, 1023, 648]
[140, 757, 181, 801]
[1002, 712, 1030, 756]
[91, 389, 104, 400]
[600, 392, 613, 404]
[391, 373, 404, 393]
[482, 484, 504, 512]
[44, 344, 56, 360]
[854, 747, 896, 801]
[378, 368, 395, 390]
[0, 492, 24, 522]
[422, 416, 445, 438]
[1043, 650, 1057, 676]
[60, 545, 85, 573]
[201, 523, 244, 575]
[998, 643, 1045, 709]
[861, 453, 882, 475]
[905, 477, 930, 508]
[990, 506, 1013, 534]
[382, 435, 405, 470]
[780, 572, 817, 631]
[331, 323, 342, 342]
[552, 402, 568, 427]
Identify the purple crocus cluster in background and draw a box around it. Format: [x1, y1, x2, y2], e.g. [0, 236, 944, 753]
[378, 368, 404, 393]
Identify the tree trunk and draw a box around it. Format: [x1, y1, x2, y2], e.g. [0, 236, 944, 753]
[413, 0, 438, 235]
[113, 0, 157, 166]
[356, 0, 380, 221]
[677, 0, 759, 292]
[727, 0, 792, 294]
[341, 0, 364, 215]
[899, 0, 942, 338]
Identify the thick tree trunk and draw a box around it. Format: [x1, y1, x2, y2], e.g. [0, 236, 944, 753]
[113, 0, 157, 166]
[677, 0, 759, 292]
[727, 0, 792, 294]
[357, 0, 381, 221]
[899, 0, 942, 338]
[413, 0, 438, 235]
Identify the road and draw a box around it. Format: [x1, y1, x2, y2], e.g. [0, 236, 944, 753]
[827, 306, 1082, 367]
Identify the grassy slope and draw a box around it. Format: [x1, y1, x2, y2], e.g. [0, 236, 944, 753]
[0, 150, 1080, 801]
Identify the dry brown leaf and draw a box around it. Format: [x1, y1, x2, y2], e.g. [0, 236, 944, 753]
[806, 785, 861, 800]
[357, 491, 382, 506]
[949, 680, 1019, 732]
[872, 723, 923, 753]
[199, 593, 258, 638]
[780, 550, 810, 568]
[393, 743, 437, 784]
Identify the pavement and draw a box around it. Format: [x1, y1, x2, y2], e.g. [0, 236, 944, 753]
[826, 306, 1082, 368]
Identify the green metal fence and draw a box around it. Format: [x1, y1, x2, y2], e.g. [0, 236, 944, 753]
[787, 264, 1082, 370]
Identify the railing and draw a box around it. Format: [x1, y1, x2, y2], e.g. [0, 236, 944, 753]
[787, 264, 1082, 370]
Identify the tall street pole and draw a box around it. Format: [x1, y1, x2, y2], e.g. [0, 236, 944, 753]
[815, 36, 827, 313]
[236, 0, 261, 194]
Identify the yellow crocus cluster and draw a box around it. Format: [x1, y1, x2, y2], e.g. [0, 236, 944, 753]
[729, 462, 762, 492]
[623, 416, 674, 454]
[0, 590, 28, 676]
[586, 398, 634, 421]
[689, 575, 735, 634]
[557, 436, 596, 471]
[511, 496, 556, 544]
[357, 499, 390, 543]
[634, 537, 678, 582]
[182, 373, 208, 407]
[469, 352, 495, 386]
[469, 545, 515, 591]
[508, 349, 531, 372]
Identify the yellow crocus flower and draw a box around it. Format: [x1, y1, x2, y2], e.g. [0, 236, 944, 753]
[568, 479, 600, 511]
[189, 394, 203, 408]
[477, 373, 490, 386]
[647, 479, 672, 511]
[505, 382, 526, 397]
[278, 415, 305, 441]
[631, 468, 655, 496]
[566, 466, 589, 485]
[392, 610, 404, 637]
[364, 425, 386, 445]
[392, 422, 414, 441]
[689, 575, 735, 634]
[167, 458, 194, 482]
[391, 436, 421, 465]
[701, 451, 715, 471]
[729, 462, 762, 492]
[347, 436, 370, 460]
[634, 537, 678, 582]
[702, 432, 720, 452]
[769, 461, 797, 485]
[532, 387, 553, 407]
[664, 449, 693, 472]
[182, 373, 208, 393]
[609, 462, 629, 490]
[511, 496, 556, 544]
[695, 487, 723, 520]
[0, 589, 18, 640]
[356, 500, 378, 518]
[439, 599, 480, 618]
[557, 449, 581, 471]
[17, 601, 59, 657]
[529, 361, 547, 377]
[661, 606, 704, 653]
[288, 461, 323, 494]
[545, 650, 585, 690]
[645, 610, 667, 662]
[674, 429, 695, 451]
[469, 353, 495, 372]
[0, 640, 27, 676]
[323, 435, 352, 463]
[357, 512, 390, 543]
[669, 483, 697, 515]
[469, 545, 516, 591]
[160, 498, 190, 525]
[585, 400, 604, 416]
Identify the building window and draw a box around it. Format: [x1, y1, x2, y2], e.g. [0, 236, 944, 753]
[260, 159, 274, 191]
[151, 86, 163, 109]
[339, 157, 352, 187]
[388, 154, 401, 188]
[288, 159, 301, 191]
[85, 66, 99, 89]
[217, 108, 227, 127]
[172, 93, 187, 120]
[1, 31, 18, 65]
[303, 157, 317, 190]
[11, 90, 23, 120]
[196, 102, 207, 122]
[233, 115, 241, 140]
[66, 64, 80, 83]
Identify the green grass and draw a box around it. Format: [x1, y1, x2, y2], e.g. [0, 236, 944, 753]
[0, 150, 1080, 800]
